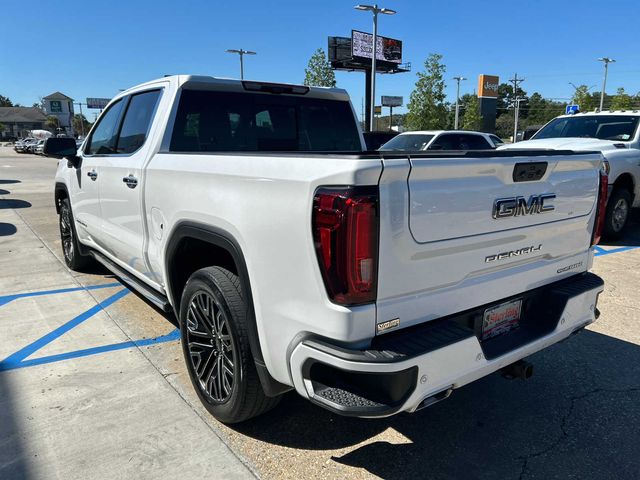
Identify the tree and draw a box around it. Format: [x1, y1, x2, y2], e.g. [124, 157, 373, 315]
[45, 116, 60, 131]
[72, 114, 92, 137]
[461, 94, 483, 131]
[496, 83, 526, 118]
[570, 85, 598, 113]
[610, 87, 633, 110]
[303, 48, 336, 88]
[406, 53, 448, 131]
[0, 95, 13, 107]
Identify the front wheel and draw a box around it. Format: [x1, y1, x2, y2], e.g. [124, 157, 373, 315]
[179, 266, 281, 423]
[59, 198, 91, 271]
[603, 188, 632, 241]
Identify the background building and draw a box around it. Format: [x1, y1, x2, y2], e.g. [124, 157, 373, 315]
[0, 107, 46, 139]
[43, 92, 74, 135]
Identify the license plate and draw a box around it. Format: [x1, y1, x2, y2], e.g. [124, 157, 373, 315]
[482, 299, 522, 340]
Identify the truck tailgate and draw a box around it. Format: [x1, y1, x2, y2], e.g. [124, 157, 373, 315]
[376, 150, 603, 334]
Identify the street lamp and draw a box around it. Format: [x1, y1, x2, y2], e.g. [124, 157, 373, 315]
[597, 57, 615, 111]
[354, 4, 396, 132]
[453, 76, 466, 129]
[225, 49, 257, 80]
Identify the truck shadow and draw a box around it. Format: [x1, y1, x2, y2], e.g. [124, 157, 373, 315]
[233, 330, 640, 479]
[0, 373, 33, 479]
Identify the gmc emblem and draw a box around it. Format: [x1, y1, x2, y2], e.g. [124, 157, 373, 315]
[492, 194, 556, 219]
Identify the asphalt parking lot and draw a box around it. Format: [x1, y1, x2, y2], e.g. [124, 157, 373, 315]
[1, 146, 639, 480]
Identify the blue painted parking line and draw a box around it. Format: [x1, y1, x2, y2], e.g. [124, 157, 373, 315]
[594, 245, 640, 257]
[0, 284, 180, 372]
[0, 282, 122, 307]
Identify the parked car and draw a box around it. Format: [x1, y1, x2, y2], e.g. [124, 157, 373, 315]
[47, 75, 605, 424]
[500, 111, 640, 239]
[363, 131, 398, 150]
[379, 130, 503, 151]
[34, 139, 45, 155]
[14, 137, 36, 153]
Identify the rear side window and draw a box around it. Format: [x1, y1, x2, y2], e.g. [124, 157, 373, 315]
[170, 90, 361, 152]
[459, 134, 492, 150]
[116, 90, 162, 154]
[86, 99, 124, 155]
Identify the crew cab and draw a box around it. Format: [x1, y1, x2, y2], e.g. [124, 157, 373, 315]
[501, 111, 640, 239]
[46, 75, 605, 423]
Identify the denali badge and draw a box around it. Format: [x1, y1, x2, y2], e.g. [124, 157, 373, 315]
[493, 194, 556, 219]
[485, 244, 542, 263]
[377, 318, 400, 334]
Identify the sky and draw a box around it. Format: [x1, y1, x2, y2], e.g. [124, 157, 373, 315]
[2, 0, 640, 120]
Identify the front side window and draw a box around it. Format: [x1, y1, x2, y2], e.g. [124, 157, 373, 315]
[116, 90, 162, 154]
[170, 90, 361, 152]
[85, 100, 124, 155]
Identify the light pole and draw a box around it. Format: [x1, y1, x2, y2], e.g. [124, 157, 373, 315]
[453, 76, 466, 129]
[354, 4, 396, 132]
[597, 57, 615, 111]
[225, 49, 257, 80]
[512, 96, 527, 143]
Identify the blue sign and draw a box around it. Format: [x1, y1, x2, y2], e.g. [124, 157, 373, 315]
[566, 105, 579, 114]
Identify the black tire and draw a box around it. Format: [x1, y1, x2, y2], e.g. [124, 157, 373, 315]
[603, 188, 632, 241]
[179, 266, 280, 424]
[59, 198, 92, 271]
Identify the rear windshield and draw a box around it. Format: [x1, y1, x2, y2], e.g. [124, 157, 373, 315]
[533, 115, 640, 141]
[170, 90, 361, 152]
[379, 134, 435, 151]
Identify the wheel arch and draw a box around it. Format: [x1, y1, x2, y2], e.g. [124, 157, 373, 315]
[612, 172, 635, 202]
[164, 221, 291, 396]
[54, 182, 69, 214]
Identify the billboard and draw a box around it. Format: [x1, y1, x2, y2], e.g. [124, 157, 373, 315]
[382, 96, 403, 107]
[86, 97, 110, 109]
[478, 75, 499, 98]
[351, 30, 402, 64]
[49, 100, 62, 113]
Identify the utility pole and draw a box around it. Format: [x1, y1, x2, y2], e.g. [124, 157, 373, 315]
[355, 4, 397, 132]
[73, 102, 86, 137]
[509, 73, 525, 142]
[453, 76, 466, 129]
[597, 57, 615, 111]
[225, 49, 257, 80]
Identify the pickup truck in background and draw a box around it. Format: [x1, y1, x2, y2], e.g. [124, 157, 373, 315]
[46, 75, 606, 423]
[501, 111, 640, 239]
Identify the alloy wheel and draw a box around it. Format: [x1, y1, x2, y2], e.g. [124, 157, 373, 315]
[186, 291, 236, 403]
[60, 206, 74, 263]
[612, 198, 629, 232]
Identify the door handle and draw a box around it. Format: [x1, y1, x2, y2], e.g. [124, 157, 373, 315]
[87, 170, 98, 181]
[123, 175, 138, 189]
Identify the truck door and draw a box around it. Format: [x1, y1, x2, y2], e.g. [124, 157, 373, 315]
[71, 98, 126, 246]
[96, 89, 163, 278]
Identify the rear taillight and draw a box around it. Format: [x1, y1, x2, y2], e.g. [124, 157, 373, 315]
[591, 167, 609, 246]
[312, 186, 379, 306]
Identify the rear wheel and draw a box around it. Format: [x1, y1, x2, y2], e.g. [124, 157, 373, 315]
[59, 198, 91, 270]
[603, 188, 631, 240]
[179, 266, 281, 423]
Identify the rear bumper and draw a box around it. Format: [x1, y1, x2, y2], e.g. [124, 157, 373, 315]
[289, 272, 604, 417]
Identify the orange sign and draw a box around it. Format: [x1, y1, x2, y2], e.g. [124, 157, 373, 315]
[478, 75, 499, 98]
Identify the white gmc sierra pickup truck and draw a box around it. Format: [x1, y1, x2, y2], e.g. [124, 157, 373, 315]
[46, 75, 606, 424]
[501, 111, 640, 239]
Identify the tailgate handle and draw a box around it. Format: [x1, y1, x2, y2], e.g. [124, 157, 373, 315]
[513, 162, 547, 182]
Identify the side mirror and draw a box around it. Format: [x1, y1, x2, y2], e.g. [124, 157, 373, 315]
[43, 137, 80, 168]
[43, 137, 77, 159]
